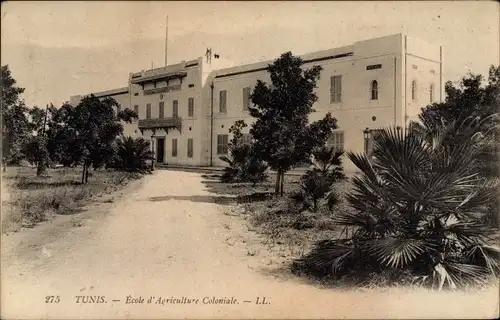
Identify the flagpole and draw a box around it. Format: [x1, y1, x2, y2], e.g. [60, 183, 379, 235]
[164, 15, 168, 66]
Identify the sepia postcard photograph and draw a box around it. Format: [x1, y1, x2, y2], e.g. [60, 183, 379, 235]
[1, 1, 499, 319]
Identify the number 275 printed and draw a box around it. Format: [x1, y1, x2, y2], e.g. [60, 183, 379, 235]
[45, 296, 60, 303]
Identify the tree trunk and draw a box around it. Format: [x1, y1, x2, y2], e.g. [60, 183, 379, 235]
[36, 162, 46, 176]
[81, 163, 86, 184]
[274, 170, 281, 195]
[85, 163, 90, 183]
[280, 172, 285, 197]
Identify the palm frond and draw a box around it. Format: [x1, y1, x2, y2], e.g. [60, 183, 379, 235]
[369, 238, 432, 268]
[432, 261, 488, 290]
[466, 244, 500, 276]
[292, 239, 357, 278]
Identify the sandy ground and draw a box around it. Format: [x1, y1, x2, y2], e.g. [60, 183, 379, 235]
[1, 170, 499, 319]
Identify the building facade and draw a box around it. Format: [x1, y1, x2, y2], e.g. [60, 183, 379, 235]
[69, 33, 443, 173]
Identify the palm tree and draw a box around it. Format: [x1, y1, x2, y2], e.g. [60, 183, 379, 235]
[294, 124, 500, 289]
[310, 146, 345, 182]
[113, 136, 153, 172]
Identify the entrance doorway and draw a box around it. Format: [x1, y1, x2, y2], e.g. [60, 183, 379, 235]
[156, 137, 165, 163]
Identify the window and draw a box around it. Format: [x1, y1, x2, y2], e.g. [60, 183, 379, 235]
[327, 131, 344, 153]
[188, 98, 194, 117]
[187, 138, 193, 158]
[429, 84, 434, 103]
[330, 75, 342, 103]
[146, 103, 151, 119]
[370, 80, 378, 100]
[173, 100, 178, 117]
[217, 134, 229, 154]
[242, 87, 251, 111]
[219, 90, 227, 113]
[116, 105, 121, 114]
[159, 101, 164, 118]
[242, 133, 252, 144]
[171, 139, 177, 157]
[134, 105, 139, 121]
[411, 80, 417, 101]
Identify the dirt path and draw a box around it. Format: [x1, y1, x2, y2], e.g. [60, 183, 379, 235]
[1, 171, 498, 319]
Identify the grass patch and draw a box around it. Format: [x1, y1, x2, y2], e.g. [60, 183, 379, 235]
[1, 166, 143, 233]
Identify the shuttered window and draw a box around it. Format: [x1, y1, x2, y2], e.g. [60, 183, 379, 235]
[173, 100, 178, 117]
[330, 75, 342, 103]
[187, 138, 193, 158]
[217, 134, 229, 154]
[188, 98, 194, 117]
[219, 90, 227, 113]
[146, 103, 151, 119]
[327, 131, 344, 153]
[159, 101, 164, 118]
[242, 87, 251, 111]
[172, 139, 178, 157]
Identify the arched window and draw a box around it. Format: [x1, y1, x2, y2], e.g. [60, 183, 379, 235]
[411, 80, 417, 101]
[370, 80, 378, 100]
[429, 84, 434, 103]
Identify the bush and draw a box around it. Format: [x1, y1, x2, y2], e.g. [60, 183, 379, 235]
[220, 140, 267, 185]
[294, 146, 345, 212]
[294, 125, 500, 290]
[107, 136, 153, 172]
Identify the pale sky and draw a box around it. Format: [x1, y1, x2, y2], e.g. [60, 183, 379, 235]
[1, 1, 499, 107]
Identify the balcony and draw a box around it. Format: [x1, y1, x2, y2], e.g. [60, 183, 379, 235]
[130, 71, 187, 85]
[138, 117, 182, 135]
[143, 84, 181, 95]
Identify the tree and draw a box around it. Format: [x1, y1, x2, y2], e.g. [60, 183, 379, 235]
[1, 65, 29, 164]
[24, 105, 51, 175]
[294, 125, 500, 289]
[47, 95, 137, 183]
[23, 135, 50, 175]
[295, 146, 345, 212]
[310, 146, 345, 183]
[418, 66, 500, 179]
[417, 66, 500, 227]
[249, 52, 338, 196]
[220, 120, 268, 185]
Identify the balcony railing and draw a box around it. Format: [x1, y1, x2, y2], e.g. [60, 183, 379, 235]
[138, 117, 182, 134]
[143, 84, 182, 95]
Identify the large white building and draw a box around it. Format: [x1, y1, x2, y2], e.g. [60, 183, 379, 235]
[70, 33, 443, 172]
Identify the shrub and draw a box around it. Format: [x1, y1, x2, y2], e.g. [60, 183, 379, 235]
[107, 136, 153, 172]
[219, 134, 268, 184]
[294, 146, 345, 212]
[294, 125, 500, 290]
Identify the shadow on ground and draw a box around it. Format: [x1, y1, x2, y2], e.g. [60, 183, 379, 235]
[15, 180, 82, 190]
[149, 195, 237, 205]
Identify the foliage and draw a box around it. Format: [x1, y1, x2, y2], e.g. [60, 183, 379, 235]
[107, 136, 154, 173]
[418, 65, 500, 180]
[294, 125, 500, 290]
[416, 65, 500, 228]
[45, 95, 138, 183]
[298, 170, 332, 212]
[249, 52, 338, 195]
[220, 120, 268, 185]
[1, 65, 29, 164]
[310, 146, 346, 182]
[293, 146, 345, 212]
[23, 135, 50, 176]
